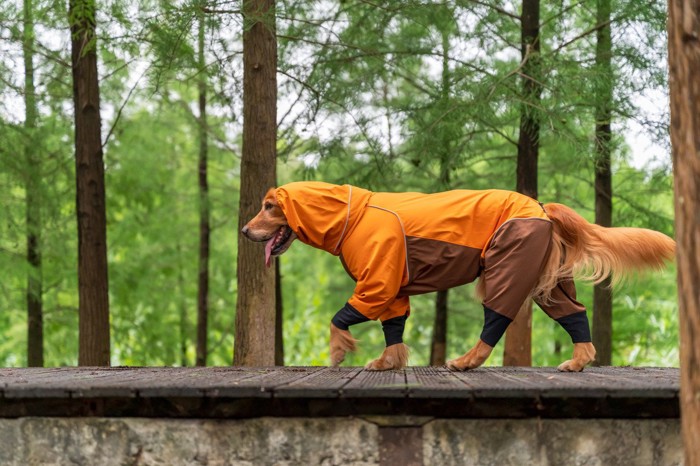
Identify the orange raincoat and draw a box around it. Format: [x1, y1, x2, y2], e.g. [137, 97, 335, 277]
[276, 181, 550, 323]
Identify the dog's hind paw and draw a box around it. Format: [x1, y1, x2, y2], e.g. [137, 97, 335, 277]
[557, 342, 596, 372]
[557, 359, 585, 372]
[445, 359, 469, 372]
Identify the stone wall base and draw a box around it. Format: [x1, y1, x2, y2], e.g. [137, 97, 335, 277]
[0, 417, 681, 466]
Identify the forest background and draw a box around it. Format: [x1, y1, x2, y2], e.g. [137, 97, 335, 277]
[0, 0, 677, 368]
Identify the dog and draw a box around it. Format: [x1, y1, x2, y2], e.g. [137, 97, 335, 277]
[242, 182, 675, 371]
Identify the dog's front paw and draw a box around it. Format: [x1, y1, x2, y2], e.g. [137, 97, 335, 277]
[364, 358, 394, 371]
[329, 323, 358, 367]
[446, 357, 478, 372]
[331, 348, 347, 367]
[364, 343, 409, 371]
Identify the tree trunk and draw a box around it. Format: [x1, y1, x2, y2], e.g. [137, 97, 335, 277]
[591, 0, 614, 367]
[70, 0, 110, 366]
[176, 243, 190, 367]
[430, 22, 452, 367]
[275, 260, 284, 365]
[234, 0, 277, 366]
[504, 0, 540, 367]
[431, 290, 448, 365]
[23, 0, 43, 367]
[667, 1, 700, 464]
[196, 4, 210, 368]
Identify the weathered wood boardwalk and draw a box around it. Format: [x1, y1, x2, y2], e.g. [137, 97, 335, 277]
[0, 366, 679, 419]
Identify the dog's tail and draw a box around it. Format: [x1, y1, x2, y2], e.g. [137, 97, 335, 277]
[533, 202, 676, 301]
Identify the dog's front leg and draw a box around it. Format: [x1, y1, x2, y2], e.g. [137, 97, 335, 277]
[446, 339, 494, 371]
[447, 304, 507, 371]
[329, 303, 370, 366]
[330, 323, 358, 366]
[365, 313, 410, 371]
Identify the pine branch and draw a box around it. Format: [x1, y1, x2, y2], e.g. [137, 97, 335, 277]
[540, 0, 590, 28]
[550, 19, 612, 54]
[201, 7, 240, 15]
[465, 0, 520, 21]
[102, 65, 149, 149]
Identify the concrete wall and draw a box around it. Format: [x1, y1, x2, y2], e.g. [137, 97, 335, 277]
[0, 417, 681, 466]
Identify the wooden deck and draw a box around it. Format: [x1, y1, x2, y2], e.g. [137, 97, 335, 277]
[0, 366, 679, 419]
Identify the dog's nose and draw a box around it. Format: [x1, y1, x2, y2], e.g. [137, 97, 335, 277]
[241, 225, 249, 237]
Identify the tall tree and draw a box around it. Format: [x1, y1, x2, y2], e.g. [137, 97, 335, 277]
[234, 0, 278, 366]
[430, 16, 453, 366]
[667, 0, 700, 463]
[503, 0, 541, 366]
[23, 0, 43, 367]
[592, 0, 613, 366]
[431, 290, 448, 365]
[196, 2, 210, 367]
[69, 0, 110, 366]
[275, 260, 284, 365]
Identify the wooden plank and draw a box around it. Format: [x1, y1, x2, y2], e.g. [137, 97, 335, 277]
[342, 368, 407, 397]
[404, 366, 473, 399]
[448, 367, 543, 398]
[202, 367, 322, 397]
[273, 367, 363, 398]
[1, 367, 128, 398]
[2, 367, 279, 398]
[0, 367, 682, 419]
[0, 366, 681, 401]
[62, 367, 249, 398]
[569, 367, 679, 398]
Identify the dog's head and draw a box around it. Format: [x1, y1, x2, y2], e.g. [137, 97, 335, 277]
[242, 187, 297, 267]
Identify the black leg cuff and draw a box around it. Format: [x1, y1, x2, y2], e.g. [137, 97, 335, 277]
[331, 302, 369, 330]
[382, 313, 408, 346]
[480, 306, 512, 347]
[556, 311, 592, 343]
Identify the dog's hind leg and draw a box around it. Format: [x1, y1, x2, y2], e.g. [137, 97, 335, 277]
[557, 342, 596, 372]
[447, 218, 552, 372]
[534, 278, 596, 371]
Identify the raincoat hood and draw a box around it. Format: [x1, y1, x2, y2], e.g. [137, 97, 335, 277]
[276, 182, 373, 255]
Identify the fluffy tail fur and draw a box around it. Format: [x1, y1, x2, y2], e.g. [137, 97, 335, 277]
[533, 203, 676, 301]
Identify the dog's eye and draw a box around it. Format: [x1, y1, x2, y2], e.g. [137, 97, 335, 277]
[264, 202, 273, 210]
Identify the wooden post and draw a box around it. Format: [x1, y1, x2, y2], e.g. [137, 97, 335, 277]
[667, 1, 700, 464]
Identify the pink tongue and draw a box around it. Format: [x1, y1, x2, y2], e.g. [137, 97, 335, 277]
[265, 237, 275, 268]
